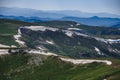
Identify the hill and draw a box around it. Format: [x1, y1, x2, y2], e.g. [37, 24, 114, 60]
[0, 19, 35, 46]
[0, 54, 120, 80]
[62, 16, 120, 27]
[0, 19, 120, 80]
[0, 7, 120, 18]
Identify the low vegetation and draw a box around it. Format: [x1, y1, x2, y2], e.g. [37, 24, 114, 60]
[0, 54, 120, 80]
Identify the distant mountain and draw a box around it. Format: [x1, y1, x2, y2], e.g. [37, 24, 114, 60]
[0, 7, 120, 27]
[1, 14, 120, 27]
[0, 15, 57, 22]
[19, 25, 120, 58]
[62, 16, 120, 27]
[1, 18, 120, 80]
[0, 7, 65, 18]
[50, 10, 120, 18]
[111, 23, 120, 28]
[0, 7, 120, 18]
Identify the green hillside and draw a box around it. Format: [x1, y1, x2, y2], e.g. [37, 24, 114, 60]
[0, 19, 35, 46]
[0, 19, 120, 80]
[37, 21, 120, 39]
[0, 54, 120, 80]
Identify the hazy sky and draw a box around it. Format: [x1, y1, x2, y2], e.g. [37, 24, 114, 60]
[0, 0, 119, 15]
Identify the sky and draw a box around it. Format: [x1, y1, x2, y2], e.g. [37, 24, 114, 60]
[0, 0, 119, 15]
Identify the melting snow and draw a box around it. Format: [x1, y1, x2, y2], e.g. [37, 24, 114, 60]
[0, 44, 9, 55]
[28, 50, 57, 56]
[76, 23, 80, 26]
[70, 25, 74, 27]
[14, 34, 25, 46]
[95, 38, 108, 43]
[46, 40, 54, 44]
[106, 39, 120, 44]
[95, 38, 120, 44]
[60, 58, 112, 65]
[14, 28, 25, 46]
[94, 47, 102, 55]
[68, 28, 82, 31]
[0, 49, 9, 55]
[64, 31, 73, 37]
[75, 32, 88, 37]
[0, 44, 10, 47]
[24, 26, 58, 32]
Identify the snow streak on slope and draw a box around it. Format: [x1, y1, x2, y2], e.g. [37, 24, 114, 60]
[24, 26, 58, 31]
[14, 28, 25, 46]
[0, 44, 9, 55]
[94, 47, 102, 55]
[60, 57, 112, 65]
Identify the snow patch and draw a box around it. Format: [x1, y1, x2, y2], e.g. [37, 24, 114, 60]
[70, 25, 73, 27]
[46, 40, 54, 44]
[68, 28, 82, 31]
[14, 34, 25, 46]
[76, 23, 80, 26]
[95, 38, 120, 44]
[106, 39, 120, 44]
[95, 38, 108, 43]
[0, 44, 9, 55]
[64, 31, 73, 37]
[0, 49, 9, 55]
[60, 58, 112, 65]
[0, 44, 10, 47]
[24, 26, 58, 32]
[94, 47, 102, 55]
[28, 50, 57, 56]
[75, 32, 88, 37]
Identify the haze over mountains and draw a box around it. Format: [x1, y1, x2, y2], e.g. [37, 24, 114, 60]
[0, 7, 120, 27]
[0, 7, 120, 18]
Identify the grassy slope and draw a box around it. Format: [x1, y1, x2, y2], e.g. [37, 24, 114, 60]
[0, 19, 120, 46]
[0, 19, 35, 46]
[0, 19, 120, 80]
[0, 54, 120, 80]
[37, 21, 120, 39]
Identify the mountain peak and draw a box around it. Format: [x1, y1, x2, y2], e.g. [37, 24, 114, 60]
[90, 16, 99, 19]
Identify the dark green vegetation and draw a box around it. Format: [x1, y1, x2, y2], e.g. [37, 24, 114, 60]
[0, 19, 119, 58]
[22, 27, 120, 58]
[0, 19, 120, 80]
[0, 35, 18, 46]
[0, 19, 35, 46]
[0, 54, 120, 80]
[37, 21, 120, 39]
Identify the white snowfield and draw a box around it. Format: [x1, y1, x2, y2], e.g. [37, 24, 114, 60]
[107, 39, 120, 44]
[14, 47, 112, 66]
[68, 28, 82, 31]
[60, 58, 112, 65]
[0, 44, 10, 47]
[14, 28, 25, 46]
[64, 31, 73, 37]
[46, 40, 54, 44]
[0, 44, 112, 65]
[14, 35, 25, 45]
[24, 26, 58, 32]
[28, 50, 57, 56]
[95, 38, 120, 44]
[0, 49, 9, 55]
[0, 44, 9, 55]
[75, 32, 88, 37]
[76, 23, 80, 26]
[94, 47, 102, 55]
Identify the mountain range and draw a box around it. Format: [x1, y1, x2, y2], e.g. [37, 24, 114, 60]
[0, 7, 120, 27]
[0, 18, 120, 80]
[0, 7, 120, 18]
